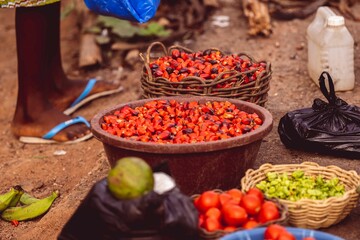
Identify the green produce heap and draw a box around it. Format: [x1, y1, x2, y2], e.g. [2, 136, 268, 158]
[256, 170, 345, 201]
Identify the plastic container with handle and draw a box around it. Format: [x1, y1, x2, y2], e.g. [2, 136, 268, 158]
[307, 7, 355, 91]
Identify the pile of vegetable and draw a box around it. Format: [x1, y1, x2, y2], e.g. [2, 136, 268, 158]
[193, 188, 282, 232]
[256, 170, 345, 201]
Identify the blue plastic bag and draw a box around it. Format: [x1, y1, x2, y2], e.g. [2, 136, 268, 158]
[84, 0, 160, 23]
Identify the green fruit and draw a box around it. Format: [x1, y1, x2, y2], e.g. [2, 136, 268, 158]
[107, 157, 154, 200]
[19, 193, 40, 205]
[0, 187, 20, 212]
[1, 191, 58, 221]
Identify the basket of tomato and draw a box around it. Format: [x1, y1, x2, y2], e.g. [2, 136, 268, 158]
[140, 42, 272, 107]
[192, 188, 289, 239]
[241, 162, 360, 229]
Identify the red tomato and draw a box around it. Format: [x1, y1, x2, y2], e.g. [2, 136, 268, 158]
[242, 219, 259, 229]
[240, 194, 262, 215]
[205, 207, 221, 221]
[198, 214, 205, 227]
[223, 226, 237, 232]
[258, 204, 280, 223]
[219, 192, 233, 206]
[222, 204, 248, 226]
[264, 224, 286, 240]
[246, 188, 264, 203]
[197, 191, 220, 213]
[203, 217, 222, 232]
[193, 196, 200, 209]
[258, 200, 280, 224]
[226, 188, 243, 205]
[262, 200, 278, 210]
[278, 231, 296, 240]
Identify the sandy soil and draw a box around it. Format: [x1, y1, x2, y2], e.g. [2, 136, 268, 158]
[0, 1, 359, 239]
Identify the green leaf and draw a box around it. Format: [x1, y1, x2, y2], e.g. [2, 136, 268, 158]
[112, 23, 138, 38]
[155, 29, 172, 37]
[138, 22, 171, 37]
[94, 17, 171, 40]
[95, 35, 111, 45]
[97, 16, 123, 28]
[60, 1, 75, 20]
[85, 26, 102, 34]
[96, 16, 139, 38]
[146, 22, 163, 32]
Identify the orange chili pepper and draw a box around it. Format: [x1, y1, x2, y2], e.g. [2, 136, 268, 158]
[11, 220, 19, 227]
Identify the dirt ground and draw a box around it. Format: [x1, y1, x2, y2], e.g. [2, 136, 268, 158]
[0, 1, 359, 239]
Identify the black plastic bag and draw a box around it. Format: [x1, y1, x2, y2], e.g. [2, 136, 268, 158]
[57, 177, 199, 240]
[278, 71, 360, 159]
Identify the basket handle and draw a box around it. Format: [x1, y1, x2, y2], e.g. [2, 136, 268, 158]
[237, 52, 256, 62]
[168, 44, 194, 54]
[145, 41, 168, 63]
[202, 47, 225, 56]
[140, 42, 168, 83]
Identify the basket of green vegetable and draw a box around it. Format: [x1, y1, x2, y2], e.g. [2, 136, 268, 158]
[240, 162, 360, 229]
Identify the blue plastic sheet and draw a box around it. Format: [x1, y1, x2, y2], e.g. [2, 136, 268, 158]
[84, 0, 160, 23]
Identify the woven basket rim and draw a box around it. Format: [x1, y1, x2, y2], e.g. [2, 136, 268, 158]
[241, 161, 360, 205]
[140, 41, 272, 83]
[139, 41, 271, 107]
[240, 162, 360, 229]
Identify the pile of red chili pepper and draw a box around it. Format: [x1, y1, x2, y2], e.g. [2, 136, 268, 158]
[101, 99, 263, 144]
[147, 49, 267, 88]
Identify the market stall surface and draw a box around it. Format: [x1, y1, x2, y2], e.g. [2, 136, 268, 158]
[0, 1, 359, 239]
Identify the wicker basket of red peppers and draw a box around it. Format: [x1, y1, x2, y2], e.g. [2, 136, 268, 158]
[140, 42, 272, 107]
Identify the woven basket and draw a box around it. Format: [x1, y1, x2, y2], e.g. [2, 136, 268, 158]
[241, 162, 360, 229]
[192, 189, 289, 240]
[140, 42, 272, 107]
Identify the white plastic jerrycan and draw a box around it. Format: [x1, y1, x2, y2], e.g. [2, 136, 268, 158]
[307, 6, 355, 91]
